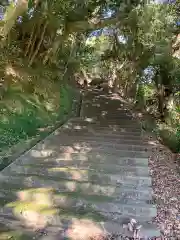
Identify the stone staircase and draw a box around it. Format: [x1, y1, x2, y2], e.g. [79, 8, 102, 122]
[0, 89, 160, 239]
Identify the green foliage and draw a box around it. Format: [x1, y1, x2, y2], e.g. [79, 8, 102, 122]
[0, 65, 76, 158]
[0, 0, 179, 156]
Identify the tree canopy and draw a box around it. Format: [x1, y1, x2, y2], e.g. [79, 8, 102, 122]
[0, 0, 179, 152]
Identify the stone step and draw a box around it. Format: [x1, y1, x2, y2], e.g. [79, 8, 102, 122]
[16, 156, 149, 169]
[88, 203, 157, 220]
[0, 224, 33, 240]
[54, 130, 144, 140]
[15, 162, 149, 177]
[44, 138, 150, 152]
[63, 122, 142, 133]
[82, 111, 135, 119]
[60, 127, 143, 136]
[0, 188, 153, 210]
[2, 193, 156, 220]
[82, 104, 130, 113]
[48, 134, 148, 146]
[69, 118, 141, 126]
[103, 221, 160, 238]
[34, 136, 149, 153]
[13, 153, 149, 168]
[70, 115, 138, 122]
[0, 172, 152, 189]
[67, 123, 142, 133]
[37, 144, 150, 157]
[3, 163, 151, 183]
[0, 176, 152, 201]
[0, 209, 159, 238]
[25, 146, 149, 159]
[0, 185, 153, 206]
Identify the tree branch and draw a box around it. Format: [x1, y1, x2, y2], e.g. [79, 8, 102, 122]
[66, 17, 118, 34]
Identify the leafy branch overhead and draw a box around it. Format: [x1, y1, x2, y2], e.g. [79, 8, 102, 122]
[0, 0, 179, 152]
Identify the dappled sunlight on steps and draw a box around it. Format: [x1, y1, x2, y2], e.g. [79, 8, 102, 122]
[0, 89, 160, 239]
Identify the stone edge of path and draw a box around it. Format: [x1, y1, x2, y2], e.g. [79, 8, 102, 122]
[0, 88, 82, 172]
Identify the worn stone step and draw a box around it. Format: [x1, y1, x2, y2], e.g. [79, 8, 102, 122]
[0, 175, 152, 201]
[65, 124, 142, 134]
[81, 103, 131, 112]
[16, 156, 149, 169]
[0, 189, 153, 211]
[35, 144, 150, 158]
[24, 146, 149, 159]
[82, 103, 130, 112]
[15, 162, 149, 178]
[69, 118, 141, 126]
[103, 221, 160, 238]
[60, 127, 143, 137]
[0, 224, 33, 240]
[54, 129, 144, 140]
[0, 172, 152, 189]
[62, 122, 142, 133]
[48, 134, 148, 146]
[13, 153, 149, 168]
[69, 117, 140, 125]
[0, 209, 159, 238]
[0, 185, 153, 206]
[2, 192, 156, 220]
[82, 111, 135, 119]
[89, 204, 157, 221]
[3, 163, 151, 184]
[44, 138, 150, 152]
[32, 139, 150, 154]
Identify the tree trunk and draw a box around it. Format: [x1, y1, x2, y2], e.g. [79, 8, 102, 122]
[157, 84, 165, 119]
[25, 25, 35, 56]
[29, 21, 48, 66]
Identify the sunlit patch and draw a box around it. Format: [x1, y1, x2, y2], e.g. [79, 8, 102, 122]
[147, 140, 159, 146]
[110, 94, 121, 100]
[61, 146, 75, 153]
[85, 117, 95, 122]
[31, 149, 54, 157]
[38, 125, 53, 132]
[73, 142, 89, 149]
[5, 65, 20, 79]
[17, 188, 53, 203]
[6, 187, 59, 230]
[74, 125, 84, 130]
[101, 111, 107, 116]
[66, 219, 103, 240]
[49, 167, 88, 180]
[120, 128, 126, 132]
[65, 181, 77, 191]
[92, 103, 101, 107]
[137, 112, 142, 117]
[109, 125, 118, 131]
[57, 152, 74, 160]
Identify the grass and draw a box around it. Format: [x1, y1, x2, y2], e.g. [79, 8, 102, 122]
[0, 63, 81, 170]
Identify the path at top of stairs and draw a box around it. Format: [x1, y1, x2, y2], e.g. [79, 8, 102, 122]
[0, 89, 160, 239]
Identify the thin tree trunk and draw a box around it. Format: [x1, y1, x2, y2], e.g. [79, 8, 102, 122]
[43, 34, 63, 65]
[25, 25, 35, 56]
[29, 21, 48, 66]
[28, 19, 43, 61]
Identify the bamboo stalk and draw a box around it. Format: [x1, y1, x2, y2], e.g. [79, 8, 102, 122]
[25, 25, 35, 56]
[29, 21, 48, 66]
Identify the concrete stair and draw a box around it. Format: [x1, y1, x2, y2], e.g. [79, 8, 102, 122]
[0, 89, 160, 239]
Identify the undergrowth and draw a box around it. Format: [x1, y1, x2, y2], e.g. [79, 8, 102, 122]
[0, 62, 79, 166]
